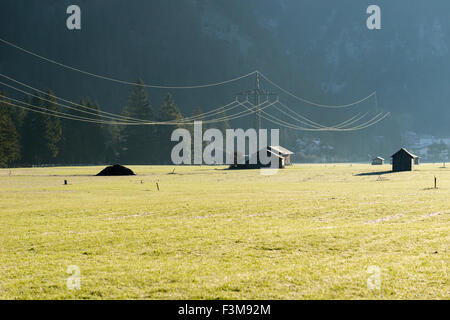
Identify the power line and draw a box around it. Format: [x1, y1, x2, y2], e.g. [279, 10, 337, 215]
[264, 109, 390, 131]
[1, 37, 377, 109]
[333, 113, 369, 129]
[2, 91, 389, 132]
[0, 37, 256, 89]
[0, 73, 246, 124]
[0, 74, 388, 130]
[0, 36, 388, 128]
[241, 100, 330, 131]
[243, 100, 354, 131]
[0, 80, 135, 123]
[240, 100, 390, 131]
[0, 73, 148, 123]
[274, 101, 366, 129]
[1, 98, 121, 124]
[277, 100, 352, 128]
[258, 71, 377, 108]
[1, 73, 387, 130]
[0, 93, 277, 126]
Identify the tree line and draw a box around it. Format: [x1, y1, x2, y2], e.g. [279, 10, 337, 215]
[0, 79, 230, 167]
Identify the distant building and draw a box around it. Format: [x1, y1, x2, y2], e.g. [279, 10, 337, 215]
[229, 146, 290, 169]
[253, 148, 286, 169]
[268, 146, 294, 165]
[371, 157, 384, 165]
[404, 131, 450, 160]
[266, 149, 285, 168]
[391, 148, 416, 172]
[414, 156, 420, 165]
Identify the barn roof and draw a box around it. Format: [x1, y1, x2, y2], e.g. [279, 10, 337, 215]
[267, 149, 284, 159]
[269, 146, 294, 155]
[391, 148, 416, 159]
[373, 157, 385, 161]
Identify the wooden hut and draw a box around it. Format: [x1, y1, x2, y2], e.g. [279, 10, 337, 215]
[391, 148, 415, 172]
[253, 148, 285, 169]
[229, 152, 251, 169]
[266, 149, 285, 168]
[229, 150, 285, 169]
[268, 146, 294, 165]
[371, 157, 384, 165]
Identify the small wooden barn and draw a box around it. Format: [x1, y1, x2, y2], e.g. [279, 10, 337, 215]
[266, 149, 285, 168]
[391, 148, 415, 172]
[253, 148, 285, 169]
[371, 157, 385, 165]
[268, 146, 294, 165]
[229, 149, 285, 169]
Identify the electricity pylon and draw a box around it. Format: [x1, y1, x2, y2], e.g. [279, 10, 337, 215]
[236, 72, 278, 130]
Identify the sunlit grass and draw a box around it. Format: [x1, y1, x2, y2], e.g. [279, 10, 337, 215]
[0, 164, 448, 299]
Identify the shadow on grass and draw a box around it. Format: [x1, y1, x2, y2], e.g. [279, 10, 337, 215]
[355, 170, 392, 176]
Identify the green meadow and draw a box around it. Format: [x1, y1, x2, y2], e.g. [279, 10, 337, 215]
[0, 164, 448, 299]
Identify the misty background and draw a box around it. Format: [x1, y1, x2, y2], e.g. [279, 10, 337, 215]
[1, 0, 449, 165]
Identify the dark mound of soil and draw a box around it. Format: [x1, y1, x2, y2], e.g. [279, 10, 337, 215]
[96, 164, 135, 176]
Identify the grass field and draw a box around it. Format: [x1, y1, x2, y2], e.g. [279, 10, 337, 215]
[0, 164, 448, 299]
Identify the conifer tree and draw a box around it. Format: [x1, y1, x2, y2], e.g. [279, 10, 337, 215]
[42, 91, 62, 162]
[82, 98, 106, 164]
[157, 93, 184, 164]
[20, 92, 62, 164]
[58, 100, 83, 164]
[58, 97, 108, 164]
[21, 95, 47, 164]
[0, 92, 21, 167]
[120, 79, 157, 164]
